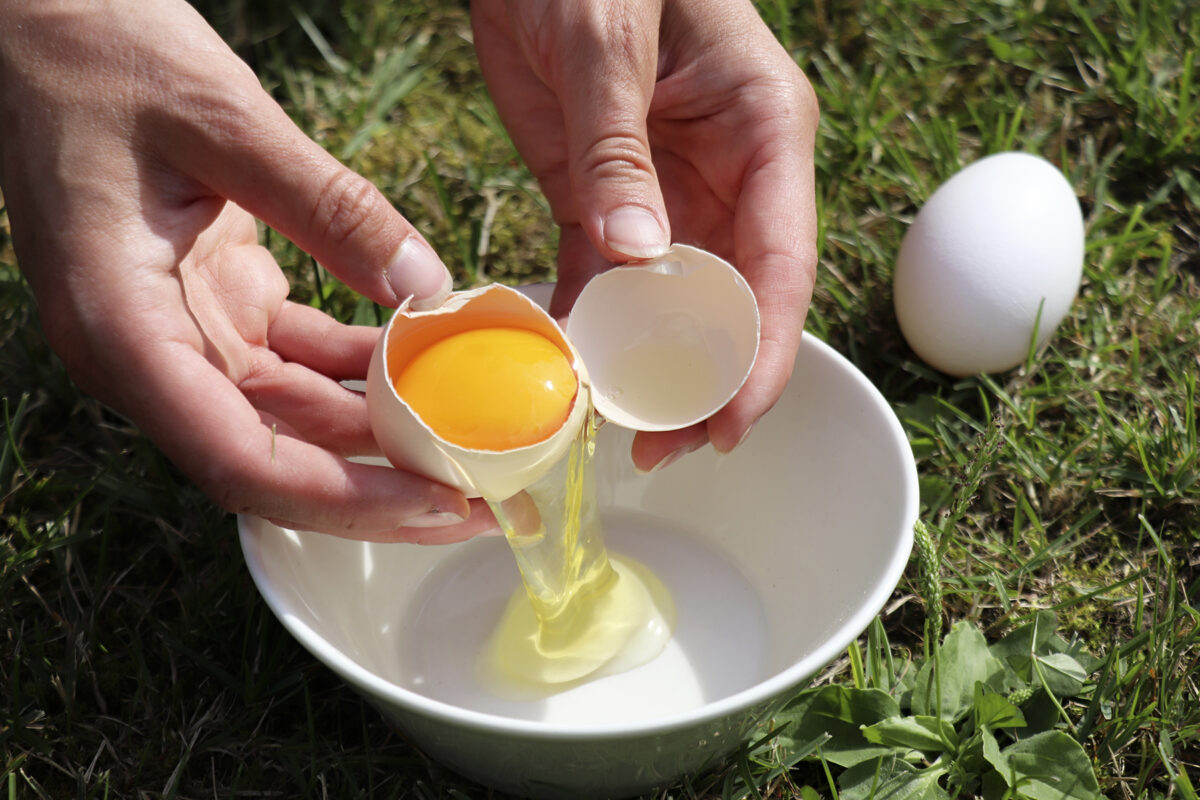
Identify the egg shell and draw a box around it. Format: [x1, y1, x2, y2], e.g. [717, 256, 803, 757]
[893, 152, 1084, 376]
[565, 245, 760, 431]
[365, 284, 590, 501]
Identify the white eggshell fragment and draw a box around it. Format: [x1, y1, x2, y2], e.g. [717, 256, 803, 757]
[893, 152, 1084, 376]
[566, 245, 760, 431]
[365, 285, 590, 501]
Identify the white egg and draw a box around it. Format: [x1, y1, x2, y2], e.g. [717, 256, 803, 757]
[893, 152, 1084, 376]
[365, 245, 760, 500]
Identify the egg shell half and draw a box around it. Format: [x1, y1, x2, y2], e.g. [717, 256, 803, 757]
[565, 245, 760, 431]
[365, 284, 590, 501]
[893, 152, 1084, 376]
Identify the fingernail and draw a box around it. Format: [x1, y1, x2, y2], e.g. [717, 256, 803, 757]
[387, 237, 452, 310]
[714, 423, 755, 455]
[639, 440, 706, 475]
[404, 509, 465, 527]
[604, 206, 669, 259]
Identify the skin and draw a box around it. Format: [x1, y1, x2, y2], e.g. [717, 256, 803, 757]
[472, 0, 820, 471]
[0, 0, 483, 543]
[0, 0, 818, 541]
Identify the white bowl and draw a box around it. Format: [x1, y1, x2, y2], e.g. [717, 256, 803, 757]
[239, 288, 917, 799]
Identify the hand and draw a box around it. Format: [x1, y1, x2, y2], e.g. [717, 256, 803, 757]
[471, 0, 819, 471]
[0, 0, 495, 542]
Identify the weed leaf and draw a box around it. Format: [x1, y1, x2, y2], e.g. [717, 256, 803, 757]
[1017, 689, 1063, 736]
[982, 726, 1008, 774]
[990, 611, 1059, 664]
[990, 612, 1098, 692]
[1033, 653, 1088, 697]
[862, 715, 959, 755]
[913, 622, 1007, 721]
[987, 730, 1102, 800]
[974, 683, 1027, 731]
[840, 756, 950, 800]
[773, 686, 899, 766]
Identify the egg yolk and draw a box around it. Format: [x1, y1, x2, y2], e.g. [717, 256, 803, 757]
[393, 327, 577, 451]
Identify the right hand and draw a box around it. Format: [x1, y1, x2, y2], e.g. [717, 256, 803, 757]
[472, 0, 820, 471]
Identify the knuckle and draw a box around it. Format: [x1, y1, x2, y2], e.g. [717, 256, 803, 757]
[603, 9, 656, 75]
[794, 72, 820, 126]
[180, 83, 269, 151]
[308, 170, 388, 248]
[576, 132, 655, 183]
[765, 68, 820, 126]
[739, 47, 820, 131]
[792, 71, 819, 117]
[762, 249, 818, 307]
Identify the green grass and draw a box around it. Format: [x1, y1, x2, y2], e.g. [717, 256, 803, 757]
[3, 0, 1198, 797]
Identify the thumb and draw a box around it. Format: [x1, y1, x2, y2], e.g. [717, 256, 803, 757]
[516, 1, 671, 261]
[161, 87, 451, 310]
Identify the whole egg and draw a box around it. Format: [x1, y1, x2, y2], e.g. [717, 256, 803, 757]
[892, 152, 1084, 376]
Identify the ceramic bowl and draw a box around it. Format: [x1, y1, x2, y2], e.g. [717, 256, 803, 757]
[239, 287, 918, 799]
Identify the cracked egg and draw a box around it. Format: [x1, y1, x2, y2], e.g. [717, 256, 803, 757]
[365, 245, 760, 501]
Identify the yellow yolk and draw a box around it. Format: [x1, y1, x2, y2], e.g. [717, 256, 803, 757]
[393, 327, 577, 451]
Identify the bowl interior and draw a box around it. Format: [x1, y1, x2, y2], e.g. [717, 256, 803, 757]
[239, 328, 917, 735]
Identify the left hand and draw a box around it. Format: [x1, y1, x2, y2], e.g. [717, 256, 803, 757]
[0, 0, 492, 542]
[471, 0, 819, 471]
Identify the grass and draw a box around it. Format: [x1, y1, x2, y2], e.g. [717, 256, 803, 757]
[2, 0, 1198, 797]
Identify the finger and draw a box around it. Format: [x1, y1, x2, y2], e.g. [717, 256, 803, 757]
[269, 498, 500, 545]
[237, 358, 378, 455]
[509, 0, 671, 261]
[251, 303, 383, 455]
[704, 262, 814, 454]
[150, 80, 452, 310]
[630, 424, 708, 474]
[134, 344, 472, 536]
[705, 308, 799, 452]
[708, 91, 819, 453]
[403, 499, 500, 545]
[269, 301, 380, 381]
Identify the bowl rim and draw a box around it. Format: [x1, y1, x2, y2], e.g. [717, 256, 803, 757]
[238, 331, 918, 740]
